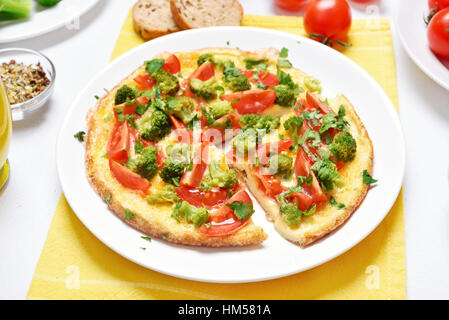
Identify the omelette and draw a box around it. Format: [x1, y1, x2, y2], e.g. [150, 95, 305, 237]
[85, 47, 374, 247]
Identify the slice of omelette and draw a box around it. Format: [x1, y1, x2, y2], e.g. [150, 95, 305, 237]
[229, 91, 373, 247]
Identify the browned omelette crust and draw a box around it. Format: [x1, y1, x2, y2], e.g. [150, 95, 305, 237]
[85, 49, 270, 247]
[230, 95, 373, 247]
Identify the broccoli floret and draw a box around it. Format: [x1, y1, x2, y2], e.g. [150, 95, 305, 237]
[115, 85, 138, 105]
[126, 145, 159, 180]
[172, 201, 210, 228]
[268, 154, 293, 176]
[190, 78, 217, 100]
[159, 158, 186, 185]
[311, 157, 340, 192]
[197, 54, 214, 66]
[273, 84, 297, 107]
[166, 96, 196, 124]
[233, 128, 259, 154]
[280, 203, 303, 227]
[329, 131, 357, 163]
[240, 114, 280, 132]
[0, 0, 32, 19]
[147, 185, 180, 204]
[137, 103, 171, 142]
[225, 75, 251, 92]
[202, 163, 238, 190]
[208, 101, 233, 119]
[152, 69, 180, 96]
[304, 77, 322, 93]
[283, 116, 304, 132]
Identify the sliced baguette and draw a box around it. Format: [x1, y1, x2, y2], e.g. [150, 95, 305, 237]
[170, 0, 243, 29]
[133, 0, 181, 41]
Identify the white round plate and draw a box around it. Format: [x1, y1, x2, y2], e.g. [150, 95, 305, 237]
[0, 0, 99, 44]
[396, 0, 449, 91]
[57, 27, 405, 283]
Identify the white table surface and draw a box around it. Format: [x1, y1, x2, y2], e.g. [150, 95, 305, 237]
[0, 0, 448, 300]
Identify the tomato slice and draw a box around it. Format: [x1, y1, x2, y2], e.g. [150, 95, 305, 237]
[107, 122, 130, 162]
[190, 62, 215, 81]
[109, 160, 151, 192]
[305, 92, 332, 114]
[175, 186, 229, 209]
[198, 218, 250, 237]
[253, 169, 285, 198]
[256, 139, 294, 166]
[294, 147, 327, 203]
[241, 70, 279, 88]
[114, 96, 150, 119]
[180, 143, 209, 188]
[134, 73, 156, 90]
[199, 189, 252, 236]
[286, 191, 314, 211]
[161, 54, 181, 74]
[222, 90, 276, 115]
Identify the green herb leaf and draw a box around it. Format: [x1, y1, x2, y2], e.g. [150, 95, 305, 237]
[141, 236, 152, 242]
[362, 170, 378, 185]
[145, 59, 165, 73]
[105, 193, 111, 203]
[74, 131, 86, 142]
[226, 201, 255, 221]
[280, 47, 289, 58]
[124, 209, 135, 220]
[330, 196, 346, 209]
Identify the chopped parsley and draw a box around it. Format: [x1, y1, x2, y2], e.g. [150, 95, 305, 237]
[124, 209, 135, 220]
[74, 131, 86, 142]
[226, 201, 255, 221]
[105, 193, 111, 204]
[141, 236, 152, 242]
[330, 196, 346, 209]
[145, 59, 165, 73]
[362, 170, 378, 185]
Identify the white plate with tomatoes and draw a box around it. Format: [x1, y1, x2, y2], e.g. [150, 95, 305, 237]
[396, 0, 449, 91]
[57, 27, 404, 283]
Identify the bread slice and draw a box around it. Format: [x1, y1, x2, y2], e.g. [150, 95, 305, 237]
[133, 0, 181, 41]
[170, 0, 243, 29]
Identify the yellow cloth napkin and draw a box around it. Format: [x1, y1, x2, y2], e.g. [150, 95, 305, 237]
[27, 14, 405, 300]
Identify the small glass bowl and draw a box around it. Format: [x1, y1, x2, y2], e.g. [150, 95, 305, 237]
[0, 48, 56, 121]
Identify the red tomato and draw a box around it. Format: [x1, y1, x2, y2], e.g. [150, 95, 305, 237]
[180, 144, 210, 188]
[427, 8, 449, 59]
[191, 62, 215, 81]
[241, 70, 279, 88]
[161, 54, 181, 74]
[274, 0, 309, 11]
[199, 190, 252, 236]
[109, 160, 151, 193]
[304, 0, 352, 45]
[134, 73, 156, 90]
[107, 122, 130, 162]
[175, 186, 229, 209]
[222, 90, 276, 114]
[114, 96, 150, 119]
[286, 191, 314, 211]
[429, 0, 449, 12]
[253, 170, 285, 198]
[198, 218, 250, 237]
[305, 92, 332, 114]
[294, 147, 327, 203]
[256, 139, 294, 166]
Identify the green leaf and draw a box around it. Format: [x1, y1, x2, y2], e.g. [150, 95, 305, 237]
[280, 47, 289, 58]
[124, 209, 135, 220]
[105, 193, 111, 204]
[277, 58, 293, 68]
[141, 236, 152, 242]
[362, 170, 378, 185]
[226, 201, 255, 221]
[330, 196, 346, 209]
[74, 131, 85, 142]
[145, 59, 165, 73]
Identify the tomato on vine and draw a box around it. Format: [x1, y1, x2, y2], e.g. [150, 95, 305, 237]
[304, 0, 352, 48]
[427, 8, 449, 59]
